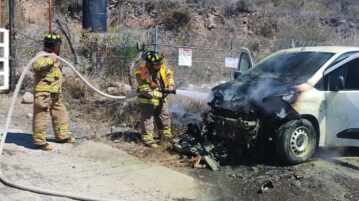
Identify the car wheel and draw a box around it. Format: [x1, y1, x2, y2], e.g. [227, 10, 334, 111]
[276, 119, 317, 165]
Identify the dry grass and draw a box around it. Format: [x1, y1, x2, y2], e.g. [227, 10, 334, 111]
[274, 17, 334, 50]
[100, 132, 191, 168]
[63, 75, 96, 100]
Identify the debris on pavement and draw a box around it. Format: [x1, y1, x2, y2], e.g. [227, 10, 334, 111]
[172, 122, 229, 171]
[259, 180, 275, 193]
[191, 156, 207, 169]
[294, 172, 305, 180]
[203, 155, 219, 171]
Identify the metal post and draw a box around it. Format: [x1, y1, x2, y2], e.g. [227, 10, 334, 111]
[9, 0, 15, 91]
[230, 39, 233, 79]
[48, 0, 52, 32]
[153, 26, 158, 52]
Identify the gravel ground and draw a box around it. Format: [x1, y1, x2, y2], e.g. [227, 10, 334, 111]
[0, 95, 208, 201]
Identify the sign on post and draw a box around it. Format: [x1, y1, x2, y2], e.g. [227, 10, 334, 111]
[0, 28, 9, 91]
[178, 48, 192, 67]
[224, 57, 239, 69]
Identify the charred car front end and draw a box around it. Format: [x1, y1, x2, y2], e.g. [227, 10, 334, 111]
[205, 75, 300, 149]
[202, 50, 337, 164]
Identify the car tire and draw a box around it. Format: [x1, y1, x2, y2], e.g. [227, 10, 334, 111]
[276, 119, 317, 165]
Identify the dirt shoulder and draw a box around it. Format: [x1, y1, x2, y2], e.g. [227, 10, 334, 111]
[0, 95, 208, 201]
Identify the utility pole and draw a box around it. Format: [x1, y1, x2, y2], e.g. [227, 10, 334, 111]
[48, 0, 52, 32]
[9, 0, 15, 91]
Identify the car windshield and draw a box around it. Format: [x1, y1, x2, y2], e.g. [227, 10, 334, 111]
[244, 51, 334, 84]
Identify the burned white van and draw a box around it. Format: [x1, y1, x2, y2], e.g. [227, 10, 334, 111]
[206, 46, 359, 164]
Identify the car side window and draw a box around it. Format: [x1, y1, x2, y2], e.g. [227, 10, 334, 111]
[324, 65, 346, 91]
[328, 51, 359, 68]
[345, 58, 359, 90]
[317, 52, 359, 91]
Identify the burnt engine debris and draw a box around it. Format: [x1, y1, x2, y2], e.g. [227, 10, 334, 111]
[173, 121, 228, 171]
[207, 74, 301, 148]
[173, 74, 302, 169]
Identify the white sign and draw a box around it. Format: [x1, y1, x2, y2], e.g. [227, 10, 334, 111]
[178, 48, 192, 67]
[224, 57, 239, 69]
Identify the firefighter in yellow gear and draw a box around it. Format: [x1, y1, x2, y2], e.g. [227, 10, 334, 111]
[134, 51, 176, 148]
[32, 32, 75, 151]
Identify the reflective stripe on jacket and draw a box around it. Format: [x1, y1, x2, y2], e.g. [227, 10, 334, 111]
[33, 51, 63, 93]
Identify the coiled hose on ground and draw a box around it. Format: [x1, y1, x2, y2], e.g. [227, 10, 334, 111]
[0, 53, 140, 201]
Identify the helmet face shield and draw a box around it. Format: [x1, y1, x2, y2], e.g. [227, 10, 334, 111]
[43, 32, 62, 51]
[149, 61, 163, 70]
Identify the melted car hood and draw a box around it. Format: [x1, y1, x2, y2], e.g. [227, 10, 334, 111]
[208, 74, 298, 119]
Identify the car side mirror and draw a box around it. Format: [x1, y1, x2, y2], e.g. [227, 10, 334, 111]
[335, 76, 345, 91]
[234, 71, 242, 79]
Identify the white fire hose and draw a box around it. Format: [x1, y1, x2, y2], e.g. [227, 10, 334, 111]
[0, 53, 139, 201]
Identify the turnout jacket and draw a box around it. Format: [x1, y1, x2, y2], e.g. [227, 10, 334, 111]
[33, 51, 63, 93]
[135, 59, 174, 106]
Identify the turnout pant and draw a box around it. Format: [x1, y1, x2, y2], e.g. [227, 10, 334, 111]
[139, 101, 172, 144]
[32, 92, 69, 145]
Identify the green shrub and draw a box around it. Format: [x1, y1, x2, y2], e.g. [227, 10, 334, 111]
[226, 0, 255, 16]
[254, 16, 277, 38]
[161, 8, 192, 31]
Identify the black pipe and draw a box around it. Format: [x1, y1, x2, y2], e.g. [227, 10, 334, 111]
[9, 0, 15, 91]
[56, 19, 78, 64]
